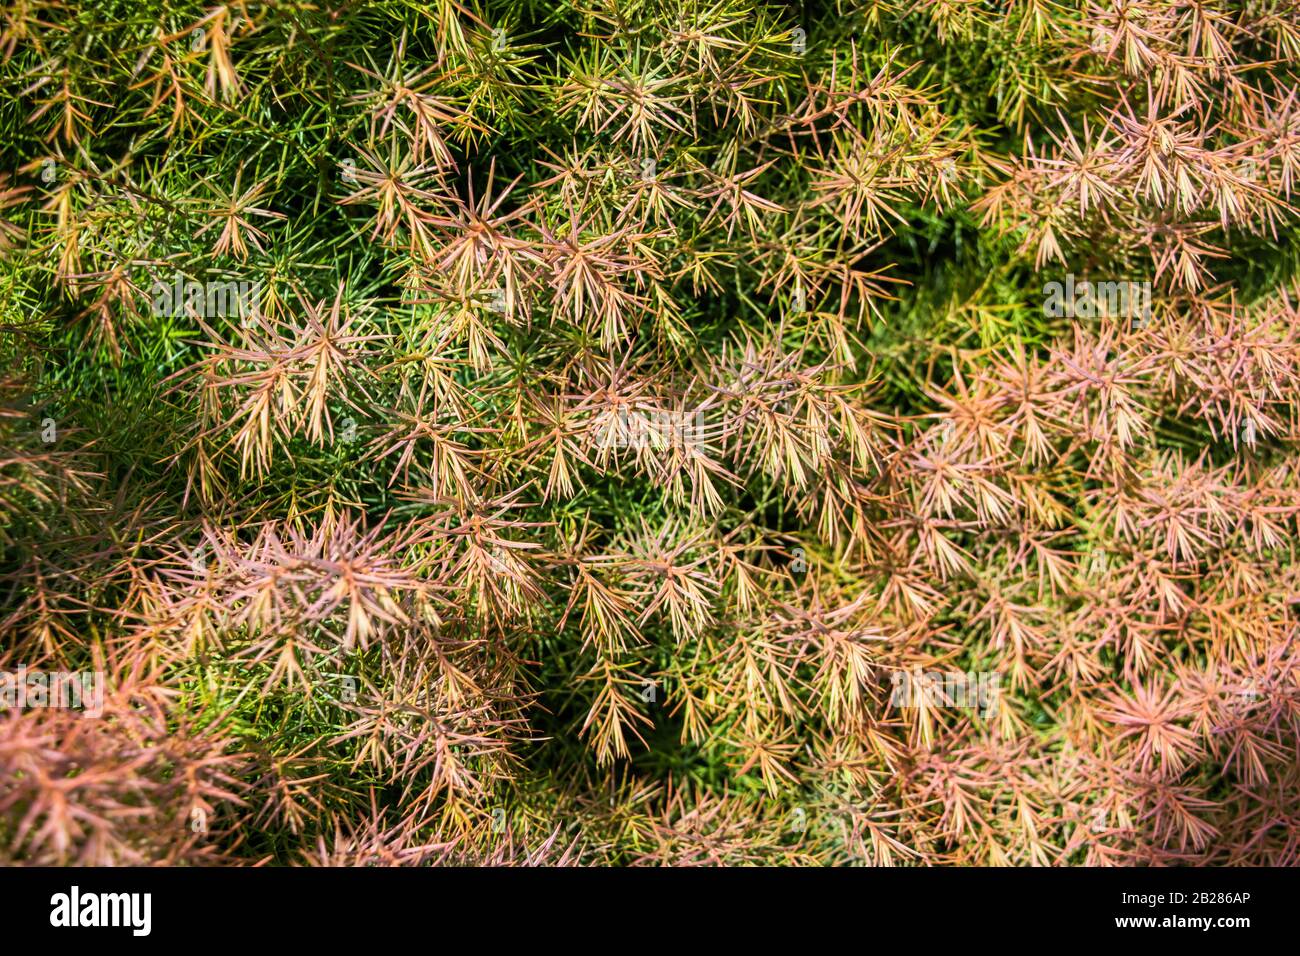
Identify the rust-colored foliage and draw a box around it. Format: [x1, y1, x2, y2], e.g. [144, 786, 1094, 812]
[2, 0, 1299, 866]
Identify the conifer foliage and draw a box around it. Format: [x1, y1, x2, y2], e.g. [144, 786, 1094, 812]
[2, 0, 1300, 865]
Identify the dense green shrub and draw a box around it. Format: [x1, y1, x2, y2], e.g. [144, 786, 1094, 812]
[2, 0, 1300, 865]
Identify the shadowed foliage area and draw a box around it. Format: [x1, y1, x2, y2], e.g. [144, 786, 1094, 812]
[2, 0, 1300, 866]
